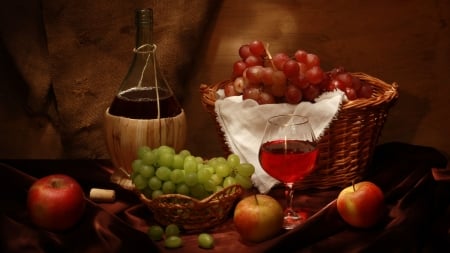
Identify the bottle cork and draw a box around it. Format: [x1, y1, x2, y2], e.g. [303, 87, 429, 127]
[89, 188, 116, 202]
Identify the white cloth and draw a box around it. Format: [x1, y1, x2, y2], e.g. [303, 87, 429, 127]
[214, 90, 345, 193]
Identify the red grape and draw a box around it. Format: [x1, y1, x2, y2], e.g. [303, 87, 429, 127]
[331, 79, 346, 91]
[249, 40, 266, 57]
[233, 77, 245, 93]
[243, 87, 261, 101]
[345, 87, 358, 100]
[358, 83, 373, 98]
[239, 44, 252, 59]
[305, 53, 320, 68]
[302, 85, 320, 102]
[272, 53, 290, 71]
[283, 59, 300, 78]
[224, 82, 238, 97]
[230, 40, 374, 105]
[244, 66, 263, 85]
[294, 50, 308, 63]
[305, 66, 325, 84]
[290, 73, 309, 89]
[261, 67, 274, 86]
[351, 76, 362, 91]
[271, 70, 287, 97]
[258, 91, 275, 104]
[232, 60, 247, 78]
[285, 84, 302, 104]
[336, 73, 353, 87]
[245, 55, 264, 67]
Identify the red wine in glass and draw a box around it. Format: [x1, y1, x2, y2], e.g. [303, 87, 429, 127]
[258, 114, 318, 229]
[259, 139, 318, 183]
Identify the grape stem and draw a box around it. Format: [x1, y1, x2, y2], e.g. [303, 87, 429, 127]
[264, 43, 277, 70]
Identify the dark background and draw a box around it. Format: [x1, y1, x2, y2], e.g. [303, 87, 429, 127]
[1, 0, 449, 160]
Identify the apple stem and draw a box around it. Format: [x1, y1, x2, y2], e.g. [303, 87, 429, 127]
[254, 194, 259, 205]
[352, 180, 356, 192]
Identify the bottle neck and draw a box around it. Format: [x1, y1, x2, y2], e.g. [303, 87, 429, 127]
[135, 8, 153, 48]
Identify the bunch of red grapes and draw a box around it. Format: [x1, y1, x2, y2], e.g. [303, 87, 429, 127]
[224, 40, 373, 104]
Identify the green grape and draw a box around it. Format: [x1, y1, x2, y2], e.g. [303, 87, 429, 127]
[164, 235, 182, 249]
[235, 174, 253, 189]
[198, 233, 214, 249]
[215, 156, 227, 164]
[202, 165, 215, 174]
[184, 172, 198, 187]
[206, 157, 218, 167]
[155, 166, 171, 181]
[203, 179, 216, 192]
[157, 145, 175, 155]
[132, 159, 143, 174]
[172, 154, 185, 170]
[210, 174, 223, 186]
[183, 156, 198, 173]
[236, 163, 255, 177]
[162, 181, 176, 194]
[170, 169, 185, 184]
[215, 163, 231, 178]
[165, 224, 180, 237]
[140, 164, 155, 178]
[190, 184, 207, 199]
[147, 225, 164, 241]
[223, 176, 237, 188]
[176, 183, 190, 195]
[195, 156, 204, 164]
[178, 149, 191, 158]
[142, 150, 158, 166]
[152, 189, 163, 199]
[148, 176, 162, 190]
[227, 153, 240, 169]
[197, 168, 212, 184]
[133, 174, 148, 190]
[138, 146, 151, 159]
[158, 152, 174, 168]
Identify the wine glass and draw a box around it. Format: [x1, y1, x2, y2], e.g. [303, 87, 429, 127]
[258, 114, 319, 229]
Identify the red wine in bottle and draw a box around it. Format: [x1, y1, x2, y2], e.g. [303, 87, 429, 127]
[108, 87, 182, 119]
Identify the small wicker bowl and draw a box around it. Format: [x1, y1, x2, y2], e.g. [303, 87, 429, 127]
[200, 72, 399, 191]
[139, 184, 244, 231]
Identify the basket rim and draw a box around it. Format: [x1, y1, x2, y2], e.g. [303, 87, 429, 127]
[200, 72, 399, 110]
[139, 184, 244, 207]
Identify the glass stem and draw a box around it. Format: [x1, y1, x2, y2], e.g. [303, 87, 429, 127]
[285, 183, 295, 213]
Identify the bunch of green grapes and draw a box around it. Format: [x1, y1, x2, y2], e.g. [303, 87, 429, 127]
[131, 145, 255, 200]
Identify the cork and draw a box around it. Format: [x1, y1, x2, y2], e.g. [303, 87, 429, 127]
[89, 188, 116, 202]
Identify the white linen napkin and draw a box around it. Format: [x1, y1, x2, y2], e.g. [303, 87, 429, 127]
[214, 90, 345, 193]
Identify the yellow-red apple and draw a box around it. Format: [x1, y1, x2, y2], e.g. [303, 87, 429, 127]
[233, 194, 283, 243]
[336, 181, 385, 228]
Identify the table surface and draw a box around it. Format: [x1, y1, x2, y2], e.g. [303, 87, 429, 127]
[1, 142, 449, 253]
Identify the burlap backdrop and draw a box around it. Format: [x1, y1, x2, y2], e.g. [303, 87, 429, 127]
[0, 0, 220, 158]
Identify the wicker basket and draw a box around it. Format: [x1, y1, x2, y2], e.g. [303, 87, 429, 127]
[199, 72, 399, 190]
[139, 184, 244, 231]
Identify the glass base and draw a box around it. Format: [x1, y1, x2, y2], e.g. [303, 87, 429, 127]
[283, 209, 308, 230]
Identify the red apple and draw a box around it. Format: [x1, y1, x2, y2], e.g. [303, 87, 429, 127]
[27, 174, 86, 231]
[336, 181, 385, 228]
[233, 194, 283, 243]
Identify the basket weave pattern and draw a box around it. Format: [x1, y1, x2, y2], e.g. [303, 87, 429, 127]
[200, 72, 399, 190]
[140, 184, 243, 230]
